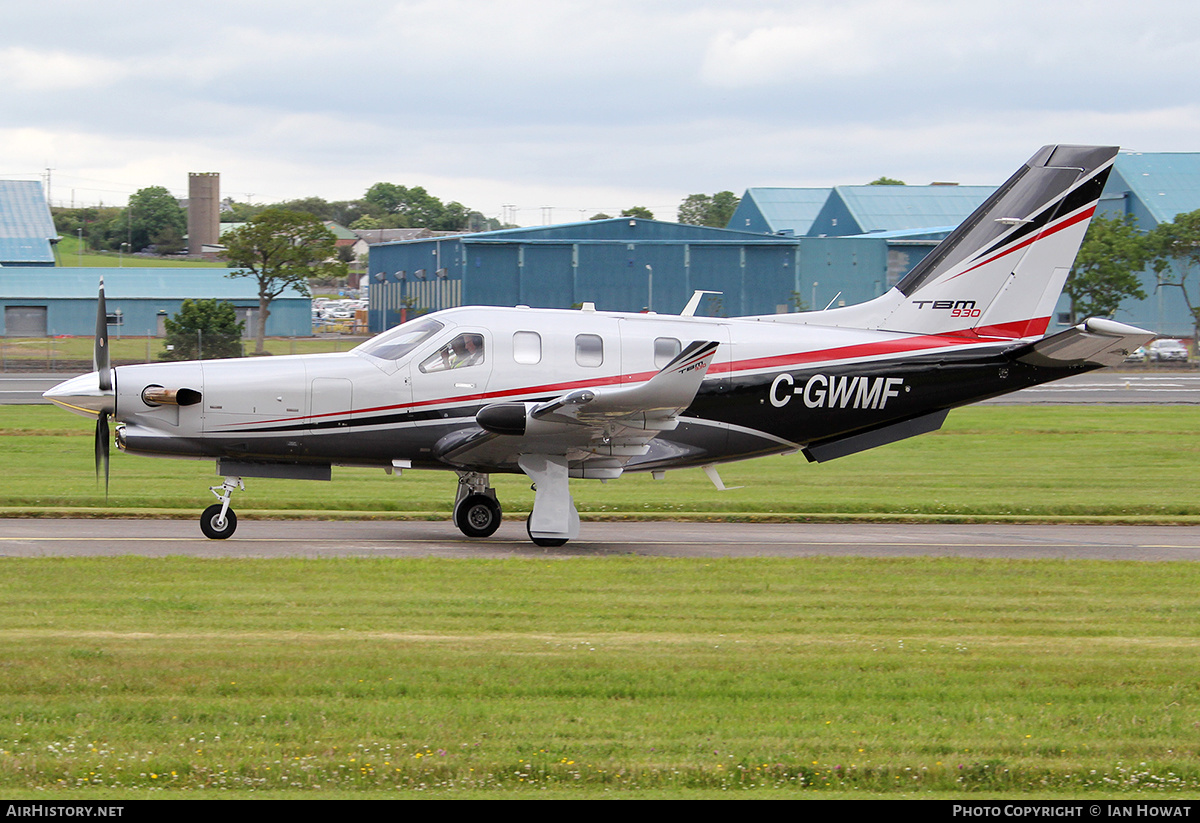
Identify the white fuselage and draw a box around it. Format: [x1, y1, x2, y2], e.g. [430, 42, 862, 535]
[104, 304, 1022, 475]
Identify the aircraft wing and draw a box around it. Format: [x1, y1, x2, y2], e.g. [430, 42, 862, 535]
[436, 341, 719, 472]
[529, 340, 719, 430]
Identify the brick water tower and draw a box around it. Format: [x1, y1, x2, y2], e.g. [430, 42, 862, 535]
[187, 172, 220, 253]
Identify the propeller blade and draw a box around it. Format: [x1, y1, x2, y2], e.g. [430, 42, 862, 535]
[94, 413, 110, 495]
[95, 275, 111, 392]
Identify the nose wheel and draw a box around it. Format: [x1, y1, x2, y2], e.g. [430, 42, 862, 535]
[200, 503, 238, 539]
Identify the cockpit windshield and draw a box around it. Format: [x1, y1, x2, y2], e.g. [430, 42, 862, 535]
[354, 318, 445, 361]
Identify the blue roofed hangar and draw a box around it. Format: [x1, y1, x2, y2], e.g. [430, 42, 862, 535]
[0, 180, 58, 266]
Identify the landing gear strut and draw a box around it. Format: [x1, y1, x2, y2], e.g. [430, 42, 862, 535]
[449, 463, 577, 546]
[453, 472, 502, 538]
[201, 476, 243, 539]
[519, 454, 578, 547]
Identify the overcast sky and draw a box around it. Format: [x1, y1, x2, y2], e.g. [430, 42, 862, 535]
[3, 0, 1198, 226]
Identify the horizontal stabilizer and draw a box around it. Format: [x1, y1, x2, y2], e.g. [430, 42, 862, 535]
[1014, 318, 1154, 368]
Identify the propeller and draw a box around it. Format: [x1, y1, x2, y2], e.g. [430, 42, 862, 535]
[93, 276, 113, 493]
[40, 276, 119, 495]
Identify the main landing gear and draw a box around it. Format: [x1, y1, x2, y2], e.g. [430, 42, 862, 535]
[453, 472, 503, 538]
[201, 476, 243, 540]
[452, 459, 579, 547]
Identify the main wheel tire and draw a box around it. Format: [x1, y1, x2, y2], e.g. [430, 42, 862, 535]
[454, 494, 502, 538]
[200, 503, 237, 540]
[526, 516, 568, 547]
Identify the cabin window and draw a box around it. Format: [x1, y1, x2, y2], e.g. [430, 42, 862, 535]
[419, 333, 485, 373]
[575, 334, 603, 367]
[512, 331, 541, 365]
[654, 337, 681, 368]
[355, 318, 444, 361]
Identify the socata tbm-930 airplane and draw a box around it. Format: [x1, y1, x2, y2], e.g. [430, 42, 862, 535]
[46, 145, 1153, 546]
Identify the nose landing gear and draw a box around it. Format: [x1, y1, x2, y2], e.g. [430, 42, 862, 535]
[201, 476, 243, 539]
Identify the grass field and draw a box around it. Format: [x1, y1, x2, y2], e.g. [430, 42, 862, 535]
[2, 404, 1199, 798]
[0, 336, 365, 369]
[2, 556, 1199, 798]
[1, 404, 1197, 520]
[52, 234, 226, 268]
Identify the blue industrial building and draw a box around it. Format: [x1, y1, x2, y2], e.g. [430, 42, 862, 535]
[0, 181, 58, 266]
[1092, 151, 1200, 336]
[0, 268, 310, 337]
[367, 213, 974, 330]
[730, 184, 995, 238]
[367, 218, 806, 331]
[360, 150, 1200, 338]
[727, 188, 831, 235]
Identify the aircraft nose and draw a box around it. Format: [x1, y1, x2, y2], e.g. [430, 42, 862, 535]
[42, 371, 115, 418]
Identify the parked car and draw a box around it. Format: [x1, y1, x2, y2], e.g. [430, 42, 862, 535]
[1149, 339, 1189, 362]
[1124, 346, 1147, 363]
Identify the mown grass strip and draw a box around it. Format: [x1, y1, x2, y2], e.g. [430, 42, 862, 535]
[1, 556, 1199, 797]
[2, 404, 1197, 520]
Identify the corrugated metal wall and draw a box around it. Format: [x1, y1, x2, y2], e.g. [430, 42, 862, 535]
[367, 220, 820, 331]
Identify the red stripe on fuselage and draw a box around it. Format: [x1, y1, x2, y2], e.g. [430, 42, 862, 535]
[212, 330, 1008, 429]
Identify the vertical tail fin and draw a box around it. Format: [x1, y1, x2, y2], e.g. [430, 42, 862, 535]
[779, 145, 1118, 339]
[878, 144, 1118, 338]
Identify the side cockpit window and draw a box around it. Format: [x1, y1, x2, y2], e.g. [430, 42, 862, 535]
[419, 333, 485, 373]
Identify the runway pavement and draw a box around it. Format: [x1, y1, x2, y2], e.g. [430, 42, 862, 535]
[2, 518, 1199, 560]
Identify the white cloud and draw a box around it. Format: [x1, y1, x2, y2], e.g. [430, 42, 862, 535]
[4, 1, 1200, 224]
[0, 47, 128, 92]
[702, 23, 877, 87]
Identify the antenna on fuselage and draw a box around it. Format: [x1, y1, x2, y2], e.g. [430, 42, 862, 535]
[681, 290, 722, 317]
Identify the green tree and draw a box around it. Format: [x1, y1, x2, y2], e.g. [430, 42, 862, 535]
[221, 209, 347, 354]
[620, 206, 654, 220]
[221, 200, 267, 223]
[362, 183, 470, 230]
[1064, 214, 1149, 324]
[868, 176, 906, 186]
[588, 213, 613, 221]
[677, 192, 739, 227]
[160, 299, 244, 361]
[466, 211, 503, 232]
[274, 197, 370, 227]
[126, 186, 187, 253]
[1148, 209, 1200, 342]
